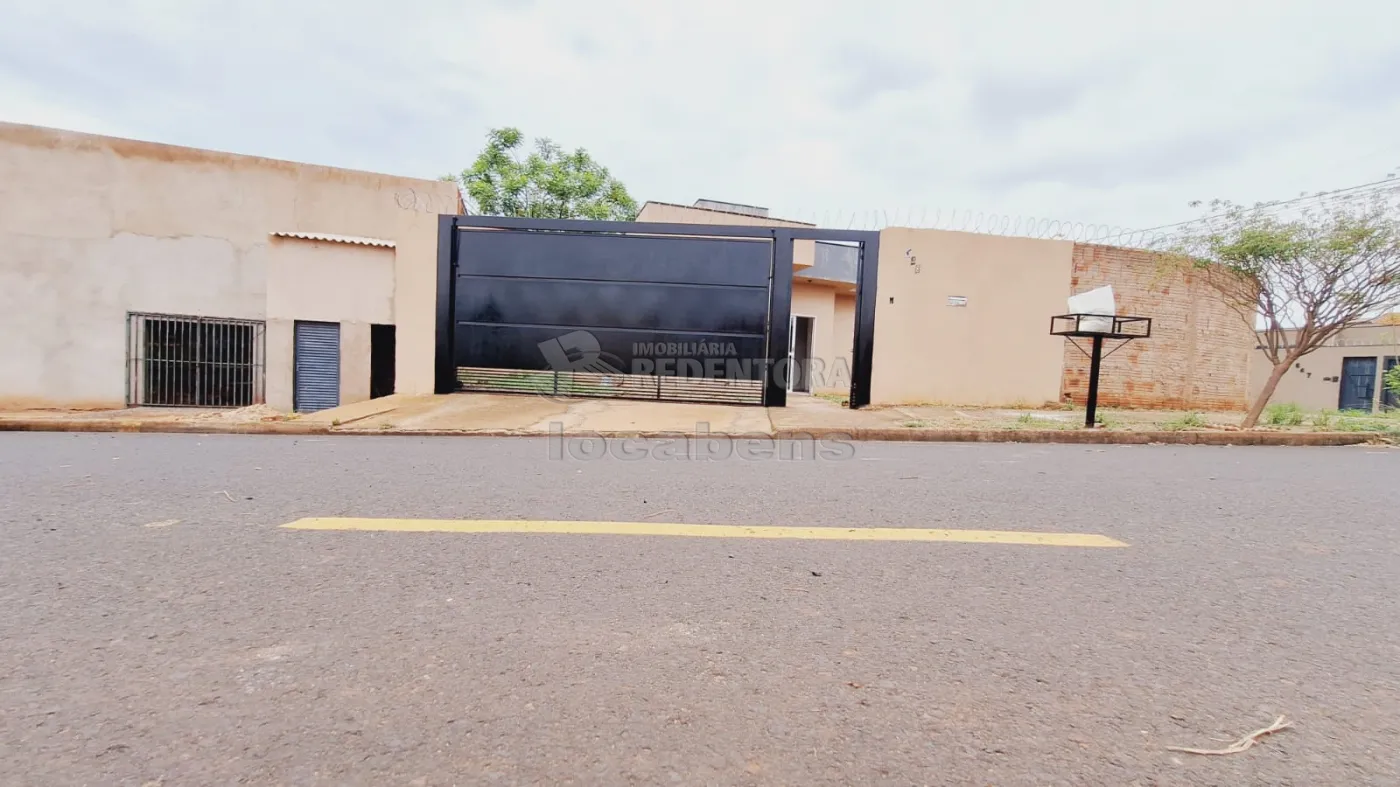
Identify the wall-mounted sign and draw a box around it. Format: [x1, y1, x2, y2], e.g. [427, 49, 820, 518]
[947, 296, 968, 307]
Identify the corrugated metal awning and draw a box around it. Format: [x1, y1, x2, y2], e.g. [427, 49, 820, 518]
[270, 231, 395, 248]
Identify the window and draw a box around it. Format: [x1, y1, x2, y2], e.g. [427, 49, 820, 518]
[126, 313, 265, 407]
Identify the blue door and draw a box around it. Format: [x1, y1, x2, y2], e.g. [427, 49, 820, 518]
[294, 321, 340, 413]
[1338, 356, 1377, 413]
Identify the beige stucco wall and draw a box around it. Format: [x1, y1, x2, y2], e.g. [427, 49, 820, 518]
[834, 294, 856, 382]
[266, 239, 394, 324]
[0, 122, 457, 409]
[869, 228, 1074, 406]
[1247, 324, 1400, 411]
[340, 321, 373, 406]
[635, 202, 815, 270]
[265, 319, 296, 412]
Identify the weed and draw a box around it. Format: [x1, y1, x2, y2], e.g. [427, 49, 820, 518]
[1161, 412, 1208, 431]
[1263, 402, 1305, 427]
[1094, 411, 1122, 429]
[1017, 412, 1037, 425]
[330, 418, 341, 427]
[1310, 411, 1335, 430]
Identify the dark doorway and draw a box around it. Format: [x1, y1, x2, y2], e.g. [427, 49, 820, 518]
[1339, 356, 1378, 412]
[789, 315, 814, 394]
[371, 324, 396, 399]
[1383, 356, 1398, 410]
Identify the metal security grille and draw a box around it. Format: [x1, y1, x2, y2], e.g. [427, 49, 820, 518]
[294, 321, 341, 413]
[456, 367, 765, 405]
[126, 313, 265, 407]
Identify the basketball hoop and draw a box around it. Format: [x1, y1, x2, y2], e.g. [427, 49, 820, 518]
[1050, 314, 1152, 428]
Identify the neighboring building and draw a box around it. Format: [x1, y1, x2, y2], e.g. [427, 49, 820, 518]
[0, 122, 460, 412]
[1246, 322, 1400, 413]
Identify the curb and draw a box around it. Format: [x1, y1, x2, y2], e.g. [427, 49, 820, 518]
[0, 419, 331, 436]
[779, 428, 1386, 446]
[1, 419, 1388, 446]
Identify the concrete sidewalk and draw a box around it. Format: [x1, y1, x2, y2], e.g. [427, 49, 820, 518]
[1, 392, 1392, 445]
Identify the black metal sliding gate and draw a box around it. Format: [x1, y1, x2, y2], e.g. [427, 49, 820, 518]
[434, 215, 880, 408]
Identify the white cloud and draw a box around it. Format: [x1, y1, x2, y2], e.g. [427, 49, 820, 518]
[2, 0, 1398, 231]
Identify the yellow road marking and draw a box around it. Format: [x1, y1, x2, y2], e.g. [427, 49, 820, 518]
[281, 518, 1127, 548]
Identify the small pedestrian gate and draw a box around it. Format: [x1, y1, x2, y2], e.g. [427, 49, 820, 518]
[434, 215, 879, 408]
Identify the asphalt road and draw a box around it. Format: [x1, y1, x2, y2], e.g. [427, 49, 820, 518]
[2, 433, 1398, 786]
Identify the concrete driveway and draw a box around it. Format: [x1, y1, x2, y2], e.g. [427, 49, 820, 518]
[314, 392, 835, 435]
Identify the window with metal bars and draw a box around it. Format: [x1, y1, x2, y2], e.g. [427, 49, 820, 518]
[126, 313, 266, 407]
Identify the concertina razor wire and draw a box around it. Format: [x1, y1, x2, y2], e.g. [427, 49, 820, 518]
[785, 178, 1400, 250]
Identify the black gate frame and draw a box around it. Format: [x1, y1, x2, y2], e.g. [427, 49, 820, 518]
[434, 215, 880, 409]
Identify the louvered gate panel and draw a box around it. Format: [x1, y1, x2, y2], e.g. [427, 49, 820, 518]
[294, 321, 340, 413]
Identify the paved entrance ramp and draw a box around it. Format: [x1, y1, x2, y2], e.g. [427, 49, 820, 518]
[333, 393, 773, 435]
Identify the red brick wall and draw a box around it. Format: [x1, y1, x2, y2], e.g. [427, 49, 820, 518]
[1061, 244, 1252, 411]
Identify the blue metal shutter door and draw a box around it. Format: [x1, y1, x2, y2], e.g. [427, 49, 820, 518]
[1338, 356, 1377, 412]
[294, 321, 340, 412]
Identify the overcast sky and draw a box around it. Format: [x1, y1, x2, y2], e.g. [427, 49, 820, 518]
[2, 0, 1397, 232]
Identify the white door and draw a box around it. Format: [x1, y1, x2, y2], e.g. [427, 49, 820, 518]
[786, 315, 797, 392]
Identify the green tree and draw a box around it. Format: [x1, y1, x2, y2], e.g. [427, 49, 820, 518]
[445, 128, 637, 220]
[1386, 362, 1400, 406]
[1172, 185, 1400, 428]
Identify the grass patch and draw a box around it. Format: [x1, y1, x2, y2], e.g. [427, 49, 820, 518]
[1161, 411, 1208, 431]
[1094, 411, 1123, 429]
[901, 420, 932, 428]
[1334, 417, 1398, 433]
[1008, 413, 1071, 430]
[1263, 402, 1306, 427]
[1310, 411, 1335, 431]
[814, 392, 848, 406]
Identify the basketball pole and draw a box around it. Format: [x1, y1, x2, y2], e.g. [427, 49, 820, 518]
[1084, 335, 1104, 429]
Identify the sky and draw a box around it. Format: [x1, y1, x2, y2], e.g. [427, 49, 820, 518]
[2, 0, 1398, 235]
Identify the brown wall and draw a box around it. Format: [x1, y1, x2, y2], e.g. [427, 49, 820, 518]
[1061, 244, 1254, 411]
[870, 228, 1074, 406]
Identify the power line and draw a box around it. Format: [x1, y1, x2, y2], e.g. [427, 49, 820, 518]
[1133, 177, 1400, 234]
